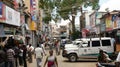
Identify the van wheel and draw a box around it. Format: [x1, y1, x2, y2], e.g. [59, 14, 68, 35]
[69, 54, 77, 62]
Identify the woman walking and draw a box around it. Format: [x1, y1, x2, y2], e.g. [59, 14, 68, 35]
[43, 50, 58, 67]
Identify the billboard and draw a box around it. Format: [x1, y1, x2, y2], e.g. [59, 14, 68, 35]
[5, 6, 20, 26]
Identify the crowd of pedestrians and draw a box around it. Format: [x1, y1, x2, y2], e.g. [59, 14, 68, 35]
[0, 36, 60, 67]
[0, 36, 28, 67]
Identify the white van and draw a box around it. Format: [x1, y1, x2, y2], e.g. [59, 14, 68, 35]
[62, 37, 114, 62]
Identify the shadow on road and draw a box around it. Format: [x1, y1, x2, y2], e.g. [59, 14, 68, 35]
[63, 60, 97, 63]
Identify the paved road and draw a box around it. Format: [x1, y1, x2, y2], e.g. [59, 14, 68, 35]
[27, 49, 97, 67]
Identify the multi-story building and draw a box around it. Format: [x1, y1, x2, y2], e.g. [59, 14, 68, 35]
[0, 1, 20, 36]
[88, 11, 106, 37]
[23, 0, 42, 46]
[49, 23, 60, 39]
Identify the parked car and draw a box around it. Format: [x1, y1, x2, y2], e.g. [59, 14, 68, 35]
[62, 37, 115, 62]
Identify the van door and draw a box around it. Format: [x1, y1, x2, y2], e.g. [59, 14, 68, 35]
[90, 40, 101, 58]
[78, 41, 92, 58]
[101, 39, 114, 54]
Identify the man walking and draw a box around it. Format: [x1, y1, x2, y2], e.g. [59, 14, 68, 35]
[34, 44, 43, 67]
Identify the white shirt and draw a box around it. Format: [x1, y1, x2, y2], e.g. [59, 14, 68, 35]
[27, 45, 34, 52]
[35, 47, 43, 58]
[41, 44, 46, 55]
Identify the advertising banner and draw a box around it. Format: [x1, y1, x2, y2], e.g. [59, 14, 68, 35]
[112, 15, 118, 29]
[0, 2, 3, 17]
[116, 16, 120, 28]
[30, 21, 37, 30]
[30, 0, 37, 21]
[0, 2, 5, 22]
[5, 6, 20, 26]
[105, 15, 113, 31]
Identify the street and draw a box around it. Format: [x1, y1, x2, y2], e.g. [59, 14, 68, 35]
[27, 49, 97, 67]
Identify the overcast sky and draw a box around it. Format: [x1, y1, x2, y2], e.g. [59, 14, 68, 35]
[99, 0, 120, 11]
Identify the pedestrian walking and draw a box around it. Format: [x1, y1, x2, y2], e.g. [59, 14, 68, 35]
[18, 44, 23, 66]
[27, 44, 34, 63]
[13, 45, 20, 67]
[34, 44, 43, 67]
[43, 50, 58, 67]
[6, 46, 15, 67]
[40, 42, 46, 56]
[22, 45, 27, 67]
[55, 40, 60, 55]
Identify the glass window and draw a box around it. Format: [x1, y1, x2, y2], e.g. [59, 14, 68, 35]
[102, 40, 111, 46]
[92, 41, 100, 47]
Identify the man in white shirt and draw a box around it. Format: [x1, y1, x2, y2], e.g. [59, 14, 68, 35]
[34, 44, 43, 67]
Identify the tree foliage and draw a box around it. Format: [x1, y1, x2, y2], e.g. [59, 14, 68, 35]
[38, 0, 99, 39]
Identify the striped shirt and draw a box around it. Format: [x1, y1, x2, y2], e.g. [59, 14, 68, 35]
[7, 49, 15, 61]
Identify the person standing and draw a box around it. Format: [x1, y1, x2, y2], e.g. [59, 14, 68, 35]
[43, 50, 58, 67]
[6, 46, 15, 67]
[34, 44, 43, 67]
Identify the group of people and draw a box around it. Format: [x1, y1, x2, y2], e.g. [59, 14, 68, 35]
[0, 36, 28, 67]
[0, 36, 59, 67]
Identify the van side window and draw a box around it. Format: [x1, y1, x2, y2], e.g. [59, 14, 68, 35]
[101, 40, 111, 46]
[92, 41, 100, 47]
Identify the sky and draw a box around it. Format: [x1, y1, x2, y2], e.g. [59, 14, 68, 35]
[99, 0, 120, 11]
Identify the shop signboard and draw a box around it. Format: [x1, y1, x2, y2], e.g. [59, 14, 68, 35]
[5, 6, 20, 26]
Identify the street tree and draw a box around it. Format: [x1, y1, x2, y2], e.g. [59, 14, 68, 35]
[39, 0, 61, 24]
[39, 0, 99, 39]
[57, 0, 99, 39]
